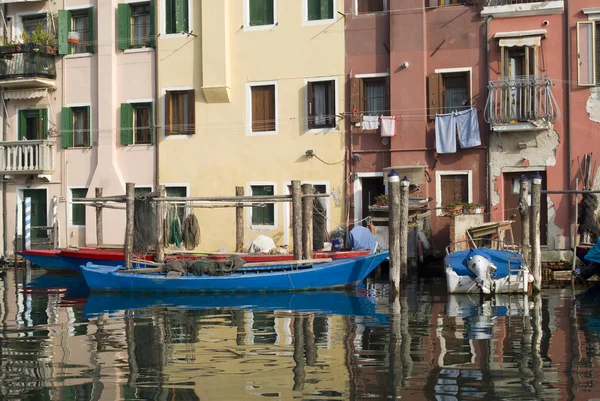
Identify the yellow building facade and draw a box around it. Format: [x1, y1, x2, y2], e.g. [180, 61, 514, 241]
[157, 0, 346, 252]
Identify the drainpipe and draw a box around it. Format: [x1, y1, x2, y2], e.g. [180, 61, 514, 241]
[486, 15, 493, 220]
[153, 6, 160, 189]
[2, 2, 7, 254]
[565, 0, 573, 249]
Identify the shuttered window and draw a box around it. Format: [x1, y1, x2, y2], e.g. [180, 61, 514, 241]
[71, 188, 88, 226]
[165, 0, 189, 34]
[597, 22, 600, 85]
[135, 187, 152, 197]
[251, 185, 275, 226]
[357, 0, 384, 14]
[58, 8, 94, 55]
[19, 109, 48, 140]
[118, 1, 155, 49]
[61, 106, 90, 148]
[166, 186, 187, 222]
[428, 71, 470, 118]
[307, 0, 333, 21]
[249, 0, 275, 26]
[165, 90, 195, 135]
[251, 85, 276, 133]
[441, 174, 468, 207]
[307, 80, 335, 129]
[577, 21, 596, 86]
[121, 103, 153, 145]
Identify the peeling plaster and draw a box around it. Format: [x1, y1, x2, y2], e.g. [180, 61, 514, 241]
[490, 128, 560, 206]
[546, 195, 562, 251]
[586, 87, 600, 123]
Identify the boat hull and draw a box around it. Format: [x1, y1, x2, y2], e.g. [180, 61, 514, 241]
[445, 267, 531, 294]
[19, 250, 74, 270]
[81, 251, 389, 293]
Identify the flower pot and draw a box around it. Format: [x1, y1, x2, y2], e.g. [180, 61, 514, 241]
[445, 205, 463, 216]
[45, 46, 57, 55]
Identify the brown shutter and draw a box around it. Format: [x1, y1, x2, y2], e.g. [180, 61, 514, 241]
[186, 89, 195, 134]
[350, 78, 361, 123]
[428, 73, 442, 120]
[465, 71, 471, 108]
[251, 85, 275, 132]
[307, 81, 315, 129]
[327, 80, 335, 127]
[252, 87, 262, 132]
[165, 91, 172, 135]
[385, 75, 391, 116]
[266, 85, 276, 131]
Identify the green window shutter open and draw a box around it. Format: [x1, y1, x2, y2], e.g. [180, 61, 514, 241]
[251, 186, 274, 225]
[166, 0, 173, 34]
[61, 107, 73, 148]
[322, 0, 333, 20]
[175, 0, 189, 32]
[120, 103, 134, 145]
[149, 0, 156, 47]
[250, 0, 274, 26]
[117, 4, 131, 50]
[39, 109, 48, 139]
[57, 10, 70, 55]
[86, 106, 92, 145]
[18, 111, 27, 140]
[87, 7, 95, 53]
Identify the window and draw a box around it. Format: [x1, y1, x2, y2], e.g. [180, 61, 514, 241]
[165, 90, 195, 135]
[435, 171, 472, 216]
[18, 109, 48, 140]
[121, 103, 153, 145]
[58, 8, 94, 55]
[428, 70, 471, 118]
[356, 0, 385, 14]
[307, 80, 336, 129]
[363, 78, 387, 116]
[307, 0, 334, 21]
[287, 184, 327, 227]
[22, 14, 48, 37]
[61, 106, 90, 148]
[249, 84, 277, 134]
[349, 75, 389, 129]
[166, 186, 187, 222]
[118, 2, 155, 49]
[577, 21, 600, 86]
[71, 188, 88, 226]
[165, 0, 189, 34]
[251, 185, 275, 226]
[135, 187, 152, 197]
[248, 0, 275, 27]
[438, 0, 467, 5]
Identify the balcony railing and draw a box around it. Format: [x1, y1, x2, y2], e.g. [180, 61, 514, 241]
[0, 140, 54, 174]
[484, 76, 560, 131]
[0, 48, 56, 87]
[485, 0, 560, 5]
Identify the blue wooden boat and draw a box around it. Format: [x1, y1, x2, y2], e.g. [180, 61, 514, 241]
[19, 249, 74, 270]
[80, 251, 389, 293]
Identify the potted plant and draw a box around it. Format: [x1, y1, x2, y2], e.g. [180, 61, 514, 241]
[445, 201, 463, 216]
[375, 194, 388, 206]
[472, 203, 485, 214]
[29, 23, 57, 55]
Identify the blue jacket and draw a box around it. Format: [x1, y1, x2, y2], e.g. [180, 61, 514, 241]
[584, 241, 600, 264]
[348, 226, 378, 254]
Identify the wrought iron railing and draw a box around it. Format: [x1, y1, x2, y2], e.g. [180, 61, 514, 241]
[0, 48, 56, 81]
[0, 140, 54, 173]
[484, 76, 560, 126]
[485, 0, 560, 5]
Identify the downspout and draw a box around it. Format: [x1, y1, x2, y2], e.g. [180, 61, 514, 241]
[2, 2, 7, 254]
[565, 0, 573, 249]
[154, 6, 160, 188]
[486, 15, 493, 220]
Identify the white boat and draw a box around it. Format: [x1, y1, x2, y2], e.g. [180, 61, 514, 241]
[445, 221, 533, 294]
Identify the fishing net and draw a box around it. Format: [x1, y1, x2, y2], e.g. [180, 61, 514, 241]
[163, 255, 245, 277]
[133, 197, 157, 255]
[182, 212, 200, 250]
[579, 193, 599, 237]
[166, 204, 182, 248]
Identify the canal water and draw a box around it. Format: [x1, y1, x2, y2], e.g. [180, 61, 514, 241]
[1, 267, 600, 401]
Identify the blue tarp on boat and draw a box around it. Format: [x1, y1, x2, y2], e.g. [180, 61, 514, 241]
[446, 248, 523, 278]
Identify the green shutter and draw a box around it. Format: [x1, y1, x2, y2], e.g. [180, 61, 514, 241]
[61, 107, 73, 148]
[120, 103, 134, 146]
[322, 0, 333, 19]
[149, 0, 156, 47]
[308, 0, 319, 20]
[87, 7, 95, 53]
[18, 111, 27, 140]
[71, 188, 87, 226]
[58, 10, 70, 55]
[39, 109, 48, 139]
[165, 0, 173, 34]
[86, 106, 92, 145]
[175, 0, 188, 32]
[251, 186, 274, 225]
[117, 4, 131, 50]
[265, 0, 274, 25]
[249, 0, 265, 26]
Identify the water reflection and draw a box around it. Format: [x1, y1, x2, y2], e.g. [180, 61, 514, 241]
[1, 267, 600, 400]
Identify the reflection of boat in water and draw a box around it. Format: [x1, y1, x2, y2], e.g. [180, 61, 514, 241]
[22, 273, 89, 303]
[83, 288, 389, 323]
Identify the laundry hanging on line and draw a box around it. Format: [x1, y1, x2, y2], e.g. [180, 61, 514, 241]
[435, 108, 481, 154]
[380, 116, 396, 137]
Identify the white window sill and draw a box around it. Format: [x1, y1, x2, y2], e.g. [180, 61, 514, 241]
[302, 18, 336, 27]
[244, 23, 278, 32]
[250, 224, 276, 230]
[164, 134, 193, 140]
[247, 130, 279, 137]
[64, 53, 93, 59]
[306, 128, 339, 134]
[124, 47, 154, 54]
[66, 146, 93, 149]
[123, 143, 153, 147]
[69, 225, 86, 229]
[160, 33, 191, 39]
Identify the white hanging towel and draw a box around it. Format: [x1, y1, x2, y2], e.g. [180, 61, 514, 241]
[455, 108, 481, 148]
[435, 113, 457, 154]
[380, 116, 396, 137]
[362, 115, 379, 130]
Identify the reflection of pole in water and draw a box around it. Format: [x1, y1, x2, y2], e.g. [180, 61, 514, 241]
[517, 294, 535, 393]
[400, 296, 413, 387]
[293, 315, 306, 391]
[342, 316, 358, 400]
[531, 292, 544, 397]
[389, 305, 403, 397]
[303, 314, 317, 366]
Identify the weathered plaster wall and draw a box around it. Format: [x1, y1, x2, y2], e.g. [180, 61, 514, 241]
[586, 88, 600, 124]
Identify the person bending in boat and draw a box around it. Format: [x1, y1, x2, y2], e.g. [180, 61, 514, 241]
[574, 216, 600, 283]
[348, 225, 379, 255]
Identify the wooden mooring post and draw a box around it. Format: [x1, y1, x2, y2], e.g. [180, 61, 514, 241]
[388, 170, 401, 303]
[531, 173, 542, 292]
[124, 183, 135, 268]
[292, 180, 303, 260]
[302, 183, 314, 260]
[155, 185, 166, 263]
[235, 186, 244, 252]
[518, 176, 531, 269]
[95, 188, 103, 247]
[399, 177, 410, 280]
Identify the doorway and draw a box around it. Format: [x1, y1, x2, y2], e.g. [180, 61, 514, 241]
[359, 177, 386, 222]
[503, 172, 547, 246]
[22, 189, 48, 241]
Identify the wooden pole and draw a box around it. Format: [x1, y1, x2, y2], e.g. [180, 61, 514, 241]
[302, 183, 314, 259]
[388, 170, 401, 303]
[531, 173, 542, 291]
[95, 187, 103, 247]
[124, 183, 135, 268]
[518, 176, 531, 269]
[400, 177, 410, 280]
[572, 178, 579, 284]
[235, 186, 244, 252]
[292, 180, 303, 260]
[155, 185, 166, 263]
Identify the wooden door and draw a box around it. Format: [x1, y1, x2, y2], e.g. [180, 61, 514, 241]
[503, 172, 547, 246]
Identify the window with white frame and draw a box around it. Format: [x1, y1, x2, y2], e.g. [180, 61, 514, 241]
[117, 2, 155, 49]
[247, 0, 275, 27]
[165, 0, 189, 34]
[248, 82, 278, 135]
[61, 106, 90, 148]
[306, 0, 334, 21]
[435, 171, 472, 216]
[356, 0, 386, 14]
[251, 185, 275, 226]
[307, 79, 336, 129]
[577, 21, 600, 86]
[71, 188, 88, 226]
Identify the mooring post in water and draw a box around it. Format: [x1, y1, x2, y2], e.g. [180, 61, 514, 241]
[302, 183, 314, 259]
[235, 186, 244, 252]
[124, 182, 135, 268]
[95, 188, 103, 247]
[400, 176, 410, 280]
[292, 180, 303, 260]
[388, 170, 401, 301]
[155, 185, 166, 263]
[519, 176, 531, 269]
[531, 173, 542, 291]
[52, 195, 58, 250]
